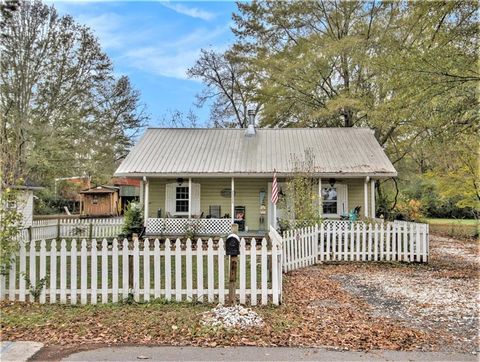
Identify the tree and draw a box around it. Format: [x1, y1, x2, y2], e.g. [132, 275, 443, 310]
[0, 174, 23, 275]
[0, 0, 147, 188]
[187, 49, 260, 128]
[225, 0, 478, 217]
[159, 109, 199, 128]
[278, 150, 322, 230]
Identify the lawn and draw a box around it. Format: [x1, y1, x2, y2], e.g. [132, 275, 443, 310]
[426, 218, 478, 239]
[3, 234, 478, 353]
[426, 218, 478, 226]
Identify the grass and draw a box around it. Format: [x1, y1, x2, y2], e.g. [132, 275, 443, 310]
[426, 218, 478, 239]
[426, 218, 478, 226]
[6, 241, 272, 304]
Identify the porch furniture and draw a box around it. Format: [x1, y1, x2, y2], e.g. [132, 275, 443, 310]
[209, 205, 221, 218]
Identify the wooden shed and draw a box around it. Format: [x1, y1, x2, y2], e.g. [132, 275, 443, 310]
[80, 186, 120, 217]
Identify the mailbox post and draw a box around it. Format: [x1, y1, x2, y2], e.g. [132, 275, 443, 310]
[226, 224, 240, 305]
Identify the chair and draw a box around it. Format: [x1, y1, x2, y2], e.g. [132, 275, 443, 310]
[209, 205, 221, 218]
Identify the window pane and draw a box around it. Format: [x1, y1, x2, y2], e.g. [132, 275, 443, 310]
[322, 187, 337, 201]
[323, 202, 337, 214]
[176, 186, 189, 200]
[176, 200, 188, 212]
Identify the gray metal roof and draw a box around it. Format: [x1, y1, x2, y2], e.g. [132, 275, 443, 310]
[114, 128, 397, 178]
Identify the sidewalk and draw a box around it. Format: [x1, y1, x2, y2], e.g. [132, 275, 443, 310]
[62, 346, 476, 361]
[1, 341, 44, 362]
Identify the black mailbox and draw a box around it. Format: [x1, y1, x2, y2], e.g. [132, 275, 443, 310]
[226, 233, 240, 256]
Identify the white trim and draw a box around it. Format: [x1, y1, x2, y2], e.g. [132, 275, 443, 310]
[364, 177, 369, 218]
[318, 178, 322, 218]
[188, 178, 192, 219]
[144, 179, 149, 226]
[371, 179, 376, 218]
[231, 178, 235, 224]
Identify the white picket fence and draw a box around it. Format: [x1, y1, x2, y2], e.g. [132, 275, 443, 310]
[1, 229, 282, 306]
[283, 221, 429, 272]
[19, 218, 124, 241]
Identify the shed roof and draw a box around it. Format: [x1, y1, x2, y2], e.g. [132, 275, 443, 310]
[80, 185, 119, 194]
[114, 128, 397, 178]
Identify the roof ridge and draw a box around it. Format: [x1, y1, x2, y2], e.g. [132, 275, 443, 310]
[146, 127, 374, 131]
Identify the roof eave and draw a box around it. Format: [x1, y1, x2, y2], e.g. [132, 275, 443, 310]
[113, 171, 398, 179]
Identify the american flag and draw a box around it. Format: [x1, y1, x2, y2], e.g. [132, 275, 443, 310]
[271, 170, 279, 205]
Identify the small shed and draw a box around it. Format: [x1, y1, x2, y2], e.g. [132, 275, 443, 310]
[1, 184, 43, 228]
[80, 186, 120, 217]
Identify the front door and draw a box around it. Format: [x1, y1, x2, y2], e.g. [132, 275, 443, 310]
[267, 182, 288, 228]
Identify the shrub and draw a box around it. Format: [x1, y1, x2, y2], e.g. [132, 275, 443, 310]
[122, 202, 144, 237]
[394, 199, 424, 222]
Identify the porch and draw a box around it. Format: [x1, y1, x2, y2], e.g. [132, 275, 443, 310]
[141, 176, 379, 237]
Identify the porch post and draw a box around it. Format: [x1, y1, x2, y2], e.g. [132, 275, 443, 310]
[370, 178, 376, 219]
[144, 177, 149, 227]
[318, 178, 322, 218]
[139, 179, 144, 204]
[364, 177, 369, 219]
[231, 177, 235, 224]
[188, 177, 192, 219]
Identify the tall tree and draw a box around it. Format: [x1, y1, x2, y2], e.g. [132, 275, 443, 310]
[0, 0, 147, 187]
[187, 49, 260, 128]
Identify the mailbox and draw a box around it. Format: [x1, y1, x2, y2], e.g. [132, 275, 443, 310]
[226, 233, 240, 256]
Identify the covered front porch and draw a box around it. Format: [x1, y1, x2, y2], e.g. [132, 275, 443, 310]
[140, 176, 379, 237]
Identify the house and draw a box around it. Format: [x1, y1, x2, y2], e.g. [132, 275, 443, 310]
[114, 123, 397, 236]
[79, 185, 120, 217]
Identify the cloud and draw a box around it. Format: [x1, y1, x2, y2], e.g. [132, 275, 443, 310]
[121, 26, 229, 80]
[162, 2, 216, 21]
[75, 13, 125, 49]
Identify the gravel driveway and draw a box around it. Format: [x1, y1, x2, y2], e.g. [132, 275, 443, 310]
[325, 234, 479, 353]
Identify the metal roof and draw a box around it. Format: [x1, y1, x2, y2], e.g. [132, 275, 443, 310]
[114, 128, 397, 178]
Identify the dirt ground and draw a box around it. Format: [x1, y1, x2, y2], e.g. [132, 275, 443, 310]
[1, 233, 478, 357]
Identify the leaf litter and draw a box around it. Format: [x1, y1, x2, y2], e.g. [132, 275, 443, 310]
[1, 234, 477, 353]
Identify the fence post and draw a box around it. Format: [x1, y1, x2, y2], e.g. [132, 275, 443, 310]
[57, 219, 61, 239]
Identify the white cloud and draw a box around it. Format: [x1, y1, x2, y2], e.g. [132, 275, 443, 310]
[76, 13, 125, 49]
[120, 26, 229, 80]
[162, 2, 216, 21]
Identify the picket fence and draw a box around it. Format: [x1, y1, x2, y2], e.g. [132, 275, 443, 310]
[1, 228, 283, 306]
[19, 218, 124, 242]
[282, 221, 429, 272]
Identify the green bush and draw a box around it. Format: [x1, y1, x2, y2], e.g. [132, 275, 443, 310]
[121, 202, 144, 238]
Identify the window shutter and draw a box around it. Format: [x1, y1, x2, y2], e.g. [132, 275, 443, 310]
[165, 183, 176, 215]
[191, 183, 201, 216]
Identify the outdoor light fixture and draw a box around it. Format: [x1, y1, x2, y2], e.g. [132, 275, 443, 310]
[329, 178, 336, 187]
[177, 178, 184, 185]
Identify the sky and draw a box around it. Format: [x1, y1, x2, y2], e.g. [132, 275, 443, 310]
[51, 1, 238, 127]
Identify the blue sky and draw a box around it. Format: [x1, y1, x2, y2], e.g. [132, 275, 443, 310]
[51, 1, 238, 127]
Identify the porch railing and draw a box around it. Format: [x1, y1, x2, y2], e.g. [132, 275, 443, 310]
[146, 218, 232, 235]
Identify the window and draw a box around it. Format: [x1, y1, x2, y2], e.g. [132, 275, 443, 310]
[175, 186, 189, 213]
[92, 195, 98, 204]
[322, 187, 338, 215]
